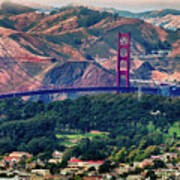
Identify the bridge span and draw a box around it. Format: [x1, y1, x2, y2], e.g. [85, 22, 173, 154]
[0, 86, 179, 99]
[0, 32, 179, 99]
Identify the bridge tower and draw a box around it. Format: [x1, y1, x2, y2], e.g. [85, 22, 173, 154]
[117, 32, 130, 87]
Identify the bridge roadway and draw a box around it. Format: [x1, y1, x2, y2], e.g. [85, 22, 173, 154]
[0, 86, 179, 99]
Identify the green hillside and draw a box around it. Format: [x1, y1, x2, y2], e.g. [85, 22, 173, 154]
[0, 94, 179, 161]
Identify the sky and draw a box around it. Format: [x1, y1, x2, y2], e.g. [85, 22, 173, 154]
[2, 0, 180, 12]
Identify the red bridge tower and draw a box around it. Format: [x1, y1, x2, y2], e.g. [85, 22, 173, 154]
[117, 32, 130, 87]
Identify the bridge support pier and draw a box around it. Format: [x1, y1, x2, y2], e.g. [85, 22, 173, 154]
[117, 32, 130, 89]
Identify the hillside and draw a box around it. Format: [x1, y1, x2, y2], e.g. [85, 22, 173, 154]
[105, 8, 180, 30]
[0, 1, 35, 15]
[0, 5, 179, 99]
[0, 94, 179, 160]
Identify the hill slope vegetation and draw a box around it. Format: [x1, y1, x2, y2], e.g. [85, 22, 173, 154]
[0, 94, 179, 161]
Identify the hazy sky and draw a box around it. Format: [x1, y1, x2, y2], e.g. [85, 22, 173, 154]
[2, 0, 180, 12]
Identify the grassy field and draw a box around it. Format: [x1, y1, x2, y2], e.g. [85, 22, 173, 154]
[169, 122, 180, 138]
[56, 132, 108, 147]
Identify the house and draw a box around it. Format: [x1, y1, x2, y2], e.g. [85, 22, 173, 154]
[26, 162, 36, 169]
[9, 152, 32, 160]
[31, 169, 50, 176]
[176, 163, 180, 170]
[48, 159, 60, 164]
[66, 159, 104, 176]
[90, 130, 109, 135]
[133, 162, 142, 168]
[68, 159, 85, 168]
[90, 130, 103, 134]
[166, 163, 176, 169]
[52, 150, 63, 159]
[115, 164, 131, 175]
[85, 161, 104, 170]
[127, 175, 143, 180]
[150, 155, 164, 161]
[0, 160, 6, 169]
[163, 153, 178, 162]
[61, 167, 80, 176]
[66, 159, 104, 175]
[141, 159, 154, 169]
[84, 176, 103, 180]
[134, 159, 153, 169]
[4, 156, 21, 164]
[177, 147, 180, 152]
[4, 156, 21, 168]
[44, 175, 59, 180]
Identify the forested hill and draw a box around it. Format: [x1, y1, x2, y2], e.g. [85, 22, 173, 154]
[0, 94, 179, 161]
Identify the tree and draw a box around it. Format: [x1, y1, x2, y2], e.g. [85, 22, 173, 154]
[114, 147, 127, 162]
[46, 163, 61, 175]
[88, 166, 96, 172]
[62, 148, 73, 162]
[0, 138, 15, 153]
[18, 159, 26, 169]
[153, 159, 166, 169]
[145, 170, 157, 180]
[99, 160, 112, 173]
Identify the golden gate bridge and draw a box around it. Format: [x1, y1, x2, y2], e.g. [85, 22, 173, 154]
[0, 32, 179, 99]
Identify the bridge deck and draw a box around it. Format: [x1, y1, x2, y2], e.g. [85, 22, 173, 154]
[0, 86, 179, 99]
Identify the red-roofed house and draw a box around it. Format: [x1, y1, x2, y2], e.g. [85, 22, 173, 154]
[85, 160, 104, 170]
[9, 152, 32, 159]
[69, 159, 83, 163]
[4, 156, 21, 163]
[141, 159, 154, 169]
[96, 161, 104, 164]
[90, 130, 103, 134]
[151, 155, 164, 161]
[68, 159, 84, 168]
[84, 176, 103, 180]
[68, 159, 104, 170]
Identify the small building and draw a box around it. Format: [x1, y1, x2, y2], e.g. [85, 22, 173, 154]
[0, 160, 6, 169]
[4, 156, 21, 164]
[48, 159, 60, 164]
[163, 153, 178, 162]
[84, 176, 103, 180]
[68, 159, 84, 168]
[85, 160, 104, 170]
[52, 150, 63, 159]
[134, 159, 153, 169]
[133, 162, 142, 168]
[61, 167, 79, 175]
[9, 152, 32, 160]
[127, 175, 143, 180]
[26, 162, 36, 169]
[141, 159, 154, 169]
[177, 147, 180, 152]
[151, 155, 164, 161]
[31, 169, 50, 176]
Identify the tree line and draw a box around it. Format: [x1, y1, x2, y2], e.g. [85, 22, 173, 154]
[0, 94, 179, 161]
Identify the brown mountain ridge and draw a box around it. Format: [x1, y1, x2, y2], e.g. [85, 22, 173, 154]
[0, 5, 179, 100]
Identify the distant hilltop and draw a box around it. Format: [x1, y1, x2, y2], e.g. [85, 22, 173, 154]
[103, 8, 180, 30]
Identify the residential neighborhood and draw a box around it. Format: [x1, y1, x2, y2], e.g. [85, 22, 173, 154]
[0, 146, 179, 180]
